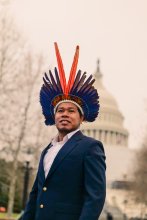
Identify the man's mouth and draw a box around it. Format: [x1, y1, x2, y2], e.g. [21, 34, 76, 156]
[60, 120, 70, 124]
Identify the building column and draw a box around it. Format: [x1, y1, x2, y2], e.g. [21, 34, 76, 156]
[111, 132, 114, 145]
[93, 129, 96, 139]
[108, 131, 111, 144]
[118, 133, 121, 145]
[101, 131, 105, 143]
[86, 129, 90, 136]
[110, 132, 113, 144]
[116, 132, 119, 145]
[99, 130, 102, 141]
[105, 131, 109, 144]
[114, 132, 117, 145]
[95, 130, 99, 140]
[122, 135, 127, 146]
[112, 132, 116, 145]
[88, 129, 92, 137]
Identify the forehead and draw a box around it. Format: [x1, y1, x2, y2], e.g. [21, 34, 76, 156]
[57, 102, 78, 109]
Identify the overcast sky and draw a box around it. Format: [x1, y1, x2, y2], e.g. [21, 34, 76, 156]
[7, 0, 147, 148]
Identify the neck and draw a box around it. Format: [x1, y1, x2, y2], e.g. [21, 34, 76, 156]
[57, 128, 79, 142]
[58, 131, 68, 142]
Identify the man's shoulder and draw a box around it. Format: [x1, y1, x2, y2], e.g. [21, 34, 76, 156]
[81, 133, 99, 142]
[81, 133, 103, 147]
[81, 134, 105, 155]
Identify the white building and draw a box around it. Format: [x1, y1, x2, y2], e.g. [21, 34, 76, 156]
[81, 61, 134, 183]
[82, 61, 137, 218]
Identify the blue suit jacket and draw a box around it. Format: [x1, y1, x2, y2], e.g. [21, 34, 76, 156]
[22, 131, 106, 220]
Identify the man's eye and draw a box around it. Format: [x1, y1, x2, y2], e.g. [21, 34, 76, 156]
[57, 109, 63, 113]
[69, 109, 75, 113]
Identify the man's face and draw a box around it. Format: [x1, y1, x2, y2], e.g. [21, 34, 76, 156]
[55, 102, 84, 134]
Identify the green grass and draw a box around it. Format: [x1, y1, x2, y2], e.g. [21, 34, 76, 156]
[0, 213, 20, 219]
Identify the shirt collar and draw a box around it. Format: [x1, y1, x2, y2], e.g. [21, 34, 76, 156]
[52, 128, 80, 145]
[67, 128, 80, 140]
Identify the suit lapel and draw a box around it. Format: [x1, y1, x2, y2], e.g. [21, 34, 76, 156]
[39, 143, 52, 182]
[45, 131, 84, 180]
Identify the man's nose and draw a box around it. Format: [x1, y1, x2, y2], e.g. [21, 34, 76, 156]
[61, 111, 69, 117]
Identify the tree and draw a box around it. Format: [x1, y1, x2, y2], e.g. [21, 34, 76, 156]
[0, 159, 23, 213]
[0, 2, 55, 216]
[6, 51, 44, 216]
[0, 3, 44, 216]
[132, 136, 147, 218]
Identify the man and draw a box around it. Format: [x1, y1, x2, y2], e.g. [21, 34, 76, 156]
[22, 43, 106, 220]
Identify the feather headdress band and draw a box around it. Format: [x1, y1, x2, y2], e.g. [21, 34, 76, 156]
[40, 42, 100, 125]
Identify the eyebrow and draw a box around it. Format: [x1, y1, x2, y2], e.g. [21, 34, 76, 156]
[57, 107, 77, 110]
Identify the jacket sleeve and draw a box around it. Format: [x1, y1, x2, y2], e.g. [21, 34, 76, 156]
[22, 172, 38, 220]
[79, 141, 106, 220]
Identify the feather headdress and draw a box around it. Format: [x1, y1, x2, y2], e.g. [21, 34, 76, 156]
[40, 42, 99, 125]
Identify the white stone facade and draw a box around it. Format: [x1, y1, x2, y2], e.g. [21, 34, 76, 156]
[81, 63, 134, 182]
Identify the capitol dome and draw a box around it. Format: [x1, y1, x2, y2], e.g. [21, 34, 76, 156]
[81, 60, 129, 148]
[81, 61, 135, 215]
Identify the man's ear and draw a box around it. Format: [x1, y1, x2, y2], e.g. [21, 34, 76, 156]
[80, 115, 84, 123]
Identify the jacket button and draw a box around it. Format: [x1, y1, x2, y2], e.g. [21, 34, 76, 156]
[43, 187, 47, 191]
[40, 204, 44, 208]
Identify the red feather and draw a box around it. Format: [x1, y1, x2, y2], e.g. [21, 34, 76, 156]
[54, 42, 66, 93]
[66, 45, 79, 95]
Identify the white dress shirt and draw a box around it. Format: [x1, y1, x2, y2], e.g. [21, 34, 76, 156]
[43, 128, 80, 178]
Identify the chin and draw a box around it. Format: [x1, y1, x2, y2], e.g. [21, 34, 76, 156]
[58, 127, 74, 133]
